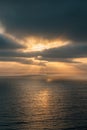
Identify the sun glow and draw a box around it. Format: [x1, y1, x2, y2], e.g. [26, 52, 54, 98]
[23, 36, 69, 52]
[31, 44, 47, 51]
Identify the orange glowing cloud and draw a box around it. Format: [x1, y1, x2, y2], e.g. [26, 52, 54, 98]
[23, 36, 69, 52]
[73, 58, 87, 64]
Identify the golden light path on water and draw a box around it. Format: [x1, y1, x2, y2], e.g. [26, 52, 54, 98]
[36, 90, 49, 108]
[13, 77, 70, 130]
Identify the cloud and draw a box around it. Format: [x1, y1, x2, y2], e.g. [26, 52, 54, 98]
[0, 0, 87, 42]
[36, 57, 79, 63]
[0, 50, 33, 57]
[0, 57, 45, 66]
[0, 34, 25, 49]
[39, 44, 87, 59]
[0, 1, 87, 66]
[0, 43, 87, 64]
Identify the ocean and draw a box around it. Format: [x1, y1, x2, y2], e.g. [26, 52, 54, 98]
[0, 76, 87, 130]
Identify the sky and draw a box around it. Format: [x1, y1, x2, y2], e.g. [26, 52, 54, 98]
[0, 0, 87, 79]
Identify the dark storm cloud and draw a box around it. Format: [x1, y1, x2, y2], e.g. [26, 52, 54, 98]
[39, 44, 87, 59]
[0, 0, 87, 41]
[0, 34, 25, 49]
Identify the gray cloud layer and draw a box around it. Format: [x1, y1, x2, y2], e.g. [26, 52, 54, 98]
[0, 0, 87, 42]
[0, 56, 45, 66]
[0, 43, 87, 61]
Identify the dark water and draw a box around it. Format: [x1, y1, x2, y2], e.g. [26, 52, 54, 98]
[0, 76, 87, 130]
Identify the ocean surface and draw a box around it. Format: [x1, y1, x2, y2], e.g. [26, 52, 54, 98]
[0, 76, 87, 130]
